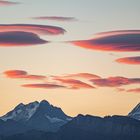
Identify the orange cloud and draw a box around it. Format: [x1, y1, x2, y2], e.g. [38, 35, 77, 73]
[3, 70, 46, 81]
[54, 78, 95, 89]
[127, 88, 140, 93]
[0, 24, 66, 35]
[71, 30, 140, 52]
[0, 0, 19, 6]
[32, 16, 77, 22]
[23, 75, 46, 81]
[90, 76, 140, 87]
[0, 31, 47, 47]
[53, 73, 101, 80]
[116, 56, 140, 65]
[22, 83, 66, 89]
[4, 70, 27, 78]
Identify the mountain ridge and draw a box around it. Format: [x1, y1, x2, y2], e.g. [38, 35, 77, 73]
[0, 100, 72, 135]
[0, 100, 140, 140]
[1, 114, 140, 140]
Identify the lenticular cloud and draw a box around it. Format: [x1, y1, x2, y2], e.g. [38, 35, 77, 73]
[0, 24, 66, 35]
[71, 30, 140, 52]
[32, 16, 77, 22]
[0, 0, 20, 6]
[0, 31, 48, 47]
[116, 56, 140, 65]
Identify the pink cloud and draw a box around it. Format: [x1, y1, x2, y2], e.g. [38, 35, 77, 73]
[0, 31, 47, 47]
[3, 70, 46, 81]
[127, 88, 140, 93]
[32, 16, 77, 22]
[117, 88, 140, 93]
[116, 56, 140, 65]
[4, 70, 27, 78]
[53, 73, 101, 80]
[90, 76, 140, 87]
[71, 30, 140, 52]
[0, 24, 66, 35]
[54, 78, 95, 89]
[0, 0, 20, 6]
[22, 83, 66, 89]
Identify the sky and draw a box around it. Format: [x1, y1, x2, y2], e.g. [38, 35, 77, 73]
[0, 0, 140, 117]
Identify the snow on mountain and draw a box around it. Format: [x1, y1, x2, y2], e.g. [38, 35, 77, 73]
[1, 101, 39, 122]
[128, 103, 140, 120]
[45, 115, 66, 123]
[0, 100, 72, 124]
[0, 100, 72, 134]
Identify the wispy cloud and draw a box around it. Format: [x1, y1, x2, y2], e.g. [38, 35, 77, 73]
[53, 73, 101, 80]
[32, 16, 77, 22]
[0, 24, 66, 35]
[90, 76, 140, 87]
[127, 88, 140, 93]
[116, 56, 140, 65]
[22, 83, 66, 89]
[3, 70, 46, 80]
[0, 0, 20, 6]
[117, 88, 140, 93]
[71, 30, 140, 52]
[0, 31, 47, 47]
[54, 78, 95, 89]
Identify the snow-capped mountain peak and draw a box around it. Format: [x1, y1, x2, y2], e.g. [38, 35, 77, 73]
[0, 100, 72, 125]
[128, 103, 140, 120]
[0, 100, 72, 134]
[0, 101, 39, 122]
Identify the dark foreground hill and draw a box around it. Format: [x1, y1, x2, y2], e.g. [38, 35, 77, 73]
[1, 114, 140, 140]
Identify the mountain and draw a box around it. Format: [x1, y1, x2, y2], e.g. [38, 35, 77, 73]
[26, 100, 72, 132]
[1, 101, 140, 140]
[128, 103, 140, 120]
[0, 119, 27, 136]
[2, 115, 140, 140]
[0, 130, 54, 140]
[55, 114, 140, 140]
[0, 101, 39, 122]
[0, 100, 72, 135]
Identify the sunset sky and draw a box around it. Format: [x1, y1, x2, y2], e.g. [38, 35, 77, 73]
[0, 0, 140, 117]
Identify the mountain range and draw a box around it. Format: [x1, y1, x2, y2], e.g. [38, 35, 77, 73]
[0, 100, 140, 140]
[0, 100, 71, 136]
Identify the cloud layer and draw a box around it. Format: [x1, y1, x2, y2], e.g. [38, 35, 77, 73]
[3, 70, 140, 92]
[71, 30, 140, 52]
[0, 0, 19, 6]
[116, 56, 140, 65]
[32, 16, 77, 22]
[0, 31, 47, 47]
[0, 24, 66, 35]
